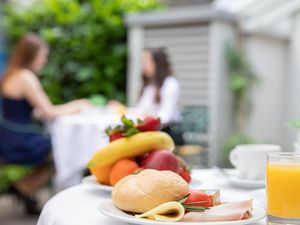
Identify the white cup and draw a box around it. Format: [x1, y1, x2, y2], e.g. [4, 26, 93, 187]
[229, 144, 281, 180]
[294, 142, 300, 153]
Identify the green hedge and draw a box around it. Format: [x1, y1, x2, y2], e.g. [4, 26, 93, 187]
[1, 0, 160, 104]
[0, 165, 32, 193]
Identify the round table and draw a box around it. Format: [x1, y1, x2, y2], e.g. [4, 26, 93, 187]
[37, 169, 266, 225]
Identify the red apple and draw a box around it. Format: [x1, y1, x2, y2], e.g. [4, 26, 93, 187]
[140, 150, 180, 173]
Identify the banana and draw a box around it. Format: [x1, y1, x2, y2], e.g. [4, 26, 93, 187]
[135, 201, 185, 222]
[88, 131, 174, 168]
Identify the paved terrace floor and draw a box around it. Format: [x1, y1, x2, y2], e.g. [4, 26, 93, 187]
[0, 188, 53, 225]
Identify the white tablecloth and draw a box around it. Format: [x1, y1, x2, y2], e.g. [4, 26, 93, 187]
[37, 169, 266, 225]
[49, 107, 123, 190]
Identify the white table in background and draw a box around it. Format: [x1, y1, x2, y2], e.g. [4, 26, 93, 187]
[37, 169, 266, 225]
[49, 106, 135, 190]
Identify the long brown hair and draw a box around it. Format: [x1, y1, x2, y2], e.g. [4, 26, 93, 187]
[2, 33, 48, 82]
[140, 47, 172, 103]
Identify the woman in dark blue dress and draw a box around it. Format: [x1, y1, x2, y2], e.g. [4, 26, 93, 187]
[0, 33, 90, 214]
[0, 98, 52, 165]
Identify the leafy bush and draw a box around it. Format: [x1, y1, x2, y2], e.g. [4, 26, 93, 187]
[1, 0, 160, 103]
[0, 165, 32, 193]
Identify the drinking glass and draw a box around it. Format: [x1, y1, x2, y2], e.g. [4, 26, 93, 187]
[267, 152, 300, 224]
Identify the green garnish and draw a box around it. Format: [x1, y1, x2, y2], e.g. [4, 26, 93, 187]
[106, 115, 140, 137]
[178, 194, 210, 212]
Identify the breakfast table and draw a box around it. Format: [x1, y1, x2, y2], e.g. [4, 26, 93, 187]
[37, 169, 266, 225]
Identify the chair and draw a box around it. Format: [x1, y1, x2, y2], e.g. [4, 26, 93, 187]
[172, 106, 209, 168]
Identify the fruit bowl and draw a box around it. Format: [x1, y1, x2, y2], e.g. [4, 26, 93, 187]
[88, 116, 193, 187]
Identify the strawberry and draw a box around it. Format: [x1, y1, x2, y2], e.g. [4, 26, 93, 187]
[136, 116, 161, 132]
[105, 116, 140, 142]
[179, 167, 192, 183]
[106, 125, 123, 142]
[105, 115, 161, 142]
[109, 131, 123, 142]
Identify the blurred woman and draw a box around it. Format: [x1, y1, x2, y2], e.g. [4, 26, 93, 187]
[136, 47, 181, 125]
[0, 33, 89, 214]
[131, 47, 182, 144]
[109, 47, 182, 143]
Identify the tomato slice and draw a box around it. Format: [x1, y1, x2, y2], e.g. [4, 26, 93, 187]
[183, 190, 212, 208]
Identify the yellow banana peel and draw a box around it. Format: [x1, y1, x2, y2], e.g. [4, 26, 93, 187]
[88, 131, 174, 168]
[135, 201, 185, 222]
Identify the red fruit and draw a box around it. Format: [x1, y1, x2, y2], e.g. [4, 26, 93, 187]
[179, 168, 192, 183]
[109, 132, 123, 142]
[140, 150, 179, 173]
[184, 190, 212, 208]
[136, 116, 161, 132]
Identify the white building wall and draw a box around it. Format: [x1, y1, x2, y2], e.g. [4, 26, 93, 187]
[244, 35, 288, 147]
[209, 21, 235, 165]
[127, 26, 144, 106]
[283, 12, 300, 151]
[144, 25, 210, 107]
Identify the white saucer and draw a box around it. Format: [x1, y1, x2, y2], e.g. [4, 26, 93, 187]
[82, 175, 113, 192]
[224, 169, 265, 189]
[249, 189, 266, 208]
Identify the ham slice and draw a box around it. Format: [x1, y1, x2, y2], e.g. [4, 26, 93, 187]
[181, 199, 253, 222]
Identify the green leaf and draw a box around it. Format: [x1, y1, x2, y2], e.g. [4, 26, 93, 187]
[121, 115, 134, 128]
[124, 127, 140, 137]
[182, 205, 208, 212]
[183, 201, 208, 205]
[178, 193, 190, 204]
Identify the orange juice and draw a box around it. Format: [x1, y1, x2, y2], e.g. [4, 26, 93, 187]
[267, 163, 300, 218]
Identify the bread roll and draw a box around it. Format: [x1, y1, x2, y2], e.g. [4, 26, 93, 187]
[112, 169, 189, 213]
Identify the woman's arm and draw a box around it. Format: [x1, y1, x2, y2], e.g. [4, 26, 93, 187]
[158, 77, 180, 124]
[21, 70, 90, 120]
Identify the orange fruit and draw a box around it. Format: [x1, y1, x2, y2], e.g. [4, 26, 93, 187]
[109, 159, 139, 186]
[90, 164, 114, 185]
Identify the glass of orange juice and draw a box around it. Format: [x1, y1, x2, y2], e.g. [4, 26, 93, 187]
[267, 152, 300, 224]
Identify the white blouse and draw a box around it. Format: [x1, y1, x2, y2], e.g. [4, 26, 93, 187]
[134, 76, 181, 124]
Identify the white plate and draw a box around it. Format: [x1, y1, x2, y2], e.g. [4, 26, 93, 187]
[82, 175, 202, 193]
[98, 200, 266, 225]
[82, 175, 113, 192]
[249, 189, 266, 208]
[225, 170, 265, 189]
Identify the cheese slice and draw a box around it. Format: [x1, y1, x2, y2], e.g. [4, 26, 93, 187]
[135, 201, 185, 222]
